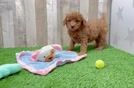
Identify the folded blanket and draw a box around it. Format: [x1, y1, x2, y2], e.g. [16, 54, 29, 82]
[16, 44, 87, 75]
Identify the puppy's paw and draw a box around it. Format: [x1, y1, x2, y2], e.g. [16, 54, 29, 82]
[95, 46, 104, 50]
[78, 52, 86, 56]
[67, 48, 73, 51]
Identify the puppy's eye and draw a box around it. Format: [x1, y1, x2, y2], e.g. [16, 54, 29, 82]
[76, 20, 80, 22]
[67, 19, 71, 22]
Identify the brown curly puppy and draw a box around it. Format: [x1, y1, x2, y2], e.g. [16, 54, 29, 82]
[64, 11, 108, 55]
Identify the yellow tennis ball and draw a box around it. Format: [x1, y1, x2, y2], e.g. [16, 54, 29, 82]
[95, 60, 105, 69]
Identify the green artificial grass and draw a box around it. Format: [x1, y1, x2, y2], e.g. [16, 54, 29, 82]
[0, 45, 134, 88]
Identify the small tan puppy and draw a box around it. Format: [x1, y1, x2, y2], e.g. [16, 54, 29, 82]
[64, 11, 108, 55]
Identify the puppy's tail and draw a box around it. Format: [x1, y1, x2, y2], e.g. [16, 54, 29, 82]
[100, 13, 107, 22]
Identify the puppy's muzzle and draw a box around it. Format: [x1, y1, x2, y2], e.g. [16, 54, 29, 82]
[70, 21, 76, 28]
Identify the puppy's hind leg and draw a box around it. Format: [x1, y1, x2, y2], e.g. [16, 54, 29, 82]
[95, 35, 106, 50]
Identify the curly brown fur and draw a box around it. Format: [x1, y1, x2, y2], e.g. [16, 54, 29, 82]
[64, 11, 108, 55]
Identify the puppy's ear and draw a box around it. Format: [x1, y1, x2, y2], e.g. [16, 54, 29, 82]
[63, 16, 67, 25]
[82, 16, 86, 26]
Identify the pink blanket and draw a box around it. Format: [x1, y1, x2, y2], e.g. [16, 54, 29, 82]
[16, 44, 87, 75]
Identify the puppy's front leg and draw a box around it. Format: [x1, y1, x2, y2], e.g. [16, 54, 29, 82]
[68, 40, 75, 51]
[79, 39, 88, 55]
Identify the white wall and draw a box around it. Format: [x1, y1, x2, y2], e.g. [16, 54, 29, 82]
[110, 0, 134, 54]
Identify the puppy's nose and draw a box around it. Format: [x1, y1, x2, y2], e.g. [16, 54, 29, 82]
[71, 26, 74, 28]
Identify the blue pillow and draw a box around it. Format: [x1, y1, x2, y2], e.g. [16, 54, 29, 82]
[0, 68, 10, 77]
[1, 64, 22, 74]
[0, 63, 22, 79]
[0, 73, 2, 79]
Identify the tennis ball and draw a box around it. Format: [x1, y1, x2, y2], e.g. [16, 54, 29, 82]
[95, 60, 105, 69]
